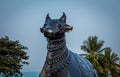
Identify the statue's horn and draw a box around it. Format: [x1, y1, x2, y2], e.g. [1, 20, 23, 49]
[60, 12, 66, 23]
[45, 13, 51, 22]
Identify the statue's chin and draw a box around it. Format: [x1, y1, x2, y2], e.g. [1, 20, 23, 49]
[45, 35, 60, 40]
[44, 33, 64, 40]
[44, 34, 54, 39]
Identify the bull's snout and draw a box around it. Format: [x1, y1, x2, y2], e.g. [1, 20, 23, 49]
[44, 28, 54, 37]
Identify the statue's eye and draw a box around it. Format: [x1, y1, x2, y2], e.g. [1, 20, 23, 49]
[56, 24, 62, 28]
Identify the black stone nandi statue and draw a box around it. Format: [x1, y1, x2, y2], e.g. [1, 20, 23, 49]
[39, 13, 98, 77]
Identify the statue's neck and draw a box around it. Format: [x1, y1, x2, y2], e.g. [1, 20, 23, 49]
[46, 37, 68, 65]
[47, 37, 66, 51]
[44, 37, 72, 77]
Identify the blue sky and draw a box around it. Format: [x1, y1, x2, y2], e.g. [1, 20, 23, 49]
[0, 0, 120, 72]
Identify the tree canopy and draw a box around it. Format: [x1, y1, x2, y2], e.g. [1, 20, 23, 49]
[81, 36, 120, 77]
[99, 49, 120, 77]
[0, 36, 29, 77]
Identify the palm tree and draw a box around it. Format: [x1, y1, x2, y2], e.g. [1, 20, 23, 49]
[99, 49, 120, 77]
[81, 36, 110, 76]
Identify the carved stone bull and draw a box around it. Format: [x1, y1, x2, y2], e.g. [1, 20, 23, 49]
[39, 13, 98, 77]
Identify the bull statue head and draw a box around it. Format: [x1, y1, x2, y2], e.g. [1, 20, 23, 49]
[40, 13, 73, 39]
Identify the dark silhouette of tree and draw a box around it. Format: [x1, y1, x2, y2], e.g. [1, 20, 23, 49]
[0, 36, 29, 77]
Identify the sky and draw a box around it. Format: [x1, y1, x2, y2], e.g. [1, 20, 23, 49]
[0, 0, 120, 72]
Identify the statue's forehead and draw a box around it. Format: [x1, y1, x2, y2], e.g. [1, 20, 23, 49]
[51, 19, 60, 23]
[48, 19, 64, 25]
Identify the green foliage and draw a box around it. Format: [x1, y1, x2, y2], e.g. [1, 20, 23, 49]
[81, 36, 120, 77]
[99, 49, 120, 77]
[0, 36, 29, 77]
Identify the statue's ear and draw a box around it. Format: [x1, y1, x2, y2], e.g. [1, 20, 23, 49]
[40, 27, 43, 33]
[65, 24, 73, 32]
[45, 13, 51, 23]
[60, 12, 66, 23]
